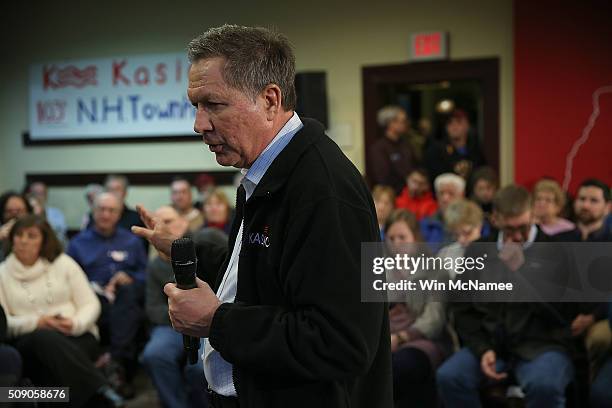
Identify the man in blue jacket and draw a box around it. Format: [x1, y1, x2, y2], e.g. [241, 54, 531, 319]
[67, 191, 147, 397]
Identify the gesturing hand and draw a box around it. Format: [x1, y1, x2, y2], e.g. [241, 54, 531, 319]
[132, 204, 179, 259]
[164, 277, 221, 338]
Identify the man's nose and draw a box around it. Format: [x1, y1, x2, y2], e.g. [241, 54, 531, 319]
[194, 109, 213, 134]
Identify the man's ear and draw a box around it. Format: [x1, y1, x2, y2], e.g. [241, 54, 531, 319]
[261, 84, 283, 120]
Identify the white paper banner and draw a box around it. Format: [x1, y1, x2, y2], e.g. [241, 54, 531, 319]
[29, 53, 196, 140]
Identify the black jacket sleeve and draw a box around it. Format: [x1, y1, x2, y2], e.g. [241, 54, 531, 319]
[209, 195, 386, 382]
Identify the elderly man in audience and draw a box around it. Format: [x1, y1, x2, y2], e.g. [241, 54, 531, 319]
[368, 105, 417, 194]
[420, 173, 465, 251]
[437, 185, 579, 408]
[170, 177, 204, 232]
[102, 175, 147, 252]
[67, 192, 147, 398]
[142, 206, 228, 408]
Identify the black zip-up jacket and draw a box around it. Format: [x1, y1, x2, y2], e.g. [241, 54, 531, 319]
[197, 118, 393, 408]
[453, 229, 580, 361]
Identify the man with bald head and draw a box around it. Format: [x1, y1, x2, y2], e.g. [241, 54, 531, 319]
[67, 192, 148, 397]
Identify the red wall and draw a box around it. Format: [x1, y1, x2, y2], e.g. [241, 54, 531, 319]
[514, 0, 612, 193]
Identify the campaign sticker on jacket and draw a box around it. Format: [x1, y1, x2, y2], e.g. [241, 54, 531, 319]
[108, 250, 128, 262]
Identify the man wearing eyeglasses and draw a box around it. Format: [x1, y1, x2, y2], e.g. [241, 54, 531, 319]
[437, 185, 578, 408]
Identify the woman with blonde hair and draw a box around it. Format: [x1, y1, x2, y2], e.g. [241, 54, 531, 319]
[532, 179, 574, 235]
[437, 199, 484, 278]
[203, 188, 233, 235]
[372, 185, 396, 240]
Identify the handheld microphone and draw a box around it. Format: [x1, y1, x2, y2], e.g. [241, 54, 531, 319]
[171, 237, 200, 364]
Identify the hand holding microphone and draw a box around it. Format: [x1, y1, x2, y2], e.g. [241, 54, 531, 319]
[166, 237, 221, 364]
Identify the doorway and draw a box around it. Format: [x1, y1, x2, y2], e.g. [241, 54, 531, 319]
[362, 58, 499, 182]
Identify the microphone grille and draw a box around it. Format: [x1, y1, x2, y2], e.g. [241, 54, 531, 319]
[171, 237, 196, 262]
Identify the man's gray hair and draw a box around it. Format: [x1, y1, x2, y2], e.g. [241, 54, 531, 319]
[188, 24, 297, 110]
[84, 183, 104, 199]
[104, 174, 129, 190]
[376, 105, 405, 128]
[434, 173, 466, 194]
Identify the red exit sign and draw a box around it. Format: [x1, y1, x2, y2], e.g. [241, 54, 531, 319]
[410, 31, 449, 61]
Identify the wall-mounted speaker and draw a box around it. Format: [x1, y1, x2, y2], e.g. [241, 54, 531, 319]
[295, 72, 328, 129]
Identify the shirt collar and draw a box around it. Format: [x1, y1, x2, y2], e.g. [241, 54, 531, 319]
[240, 112, 303, 200]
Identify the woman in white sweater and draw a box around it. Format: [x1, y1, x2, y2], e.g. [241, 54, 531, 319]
[0, 215, 123, 407]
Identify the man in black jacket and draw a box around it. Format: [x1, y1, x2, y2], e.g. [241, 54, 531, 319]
[555, 179, 612, 381]
[133, 25, 392, 408]
[437, 185, 577, 408]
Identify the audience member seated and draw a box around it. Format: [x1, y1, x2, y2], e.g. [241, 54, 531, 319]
[437, 185, 578, 408]
[372, 185, 395, 240]
[0, 215, 123, 407]
[424, 109, 487, 181]
[533, 179, 575, 235]
[0, 192, 33, 262]
[395, 168, 438, 221]
[556, 178, 611, 242]
[67, 192, 147, 398]
[590, 301, 612, 408]
[142, 206, 228, 408]
[420, 173, 465, 251]
[470, 166, 498, 224]
[384, 209, 451, 407]
[555, 178, 611, 382]
[24, 181, 68, 246]
[368, 105, 416, 194]
[202, 189, 233, 235]
[0, 305, 22, 387]
[193, 173, 217, 210]
[80, 183, 104, 230]
[437, 199, 483, 278]
[103, 174, 147, 252]
[170, 177, 204, 232]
